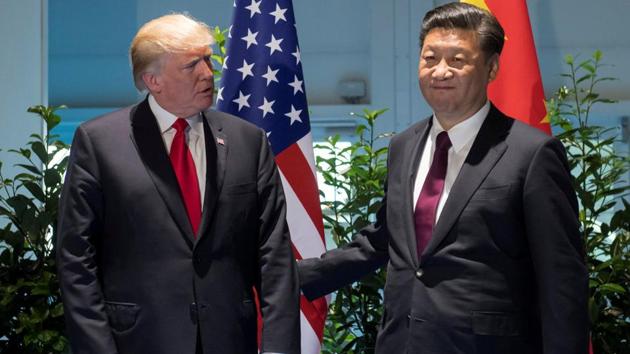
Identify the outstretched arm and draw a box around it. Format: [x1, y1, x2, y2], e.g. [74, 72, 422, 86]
[298, 192, 390, 301]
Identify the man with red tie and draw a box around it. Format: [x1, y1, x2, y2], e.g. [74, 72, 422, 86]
[57, 13, 300, 354]
[298, 3, 588, 353]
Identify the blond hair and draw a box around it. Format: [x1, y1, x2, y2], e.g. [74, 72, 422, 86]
[130, 13, 215, 91]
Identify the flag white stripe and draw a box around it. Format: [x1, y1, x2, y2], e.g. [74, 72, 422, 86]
[297, 133, 317, 177]
[300, 311, 322, 354]
[278, 169, 327, 259]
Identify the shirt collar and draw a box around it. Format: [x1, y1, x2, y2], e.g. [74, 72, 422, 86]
[148, 94, 204, 136]
[430, 101, 490, 153]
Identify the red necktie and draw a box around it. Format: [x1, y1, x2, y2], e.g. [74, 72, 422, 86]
[169, 118, 202, 236]
[414, 131, 452, 257]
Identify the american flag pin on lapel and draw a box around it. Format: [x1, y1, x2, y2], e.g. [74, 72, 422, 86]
[216, 137, 225, 145]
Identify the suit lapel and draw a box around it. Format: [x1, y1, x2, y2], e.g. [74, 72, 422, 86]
[422, 106, 511, 259]
[194, 111, 227, 245]
[129, 99, 195, 246]
[404, 120, 431, 267]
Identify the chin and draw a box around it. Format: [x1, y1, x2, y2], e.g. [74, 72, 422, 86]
[198, 98, 213, 110]
[427, 100, 452, 112]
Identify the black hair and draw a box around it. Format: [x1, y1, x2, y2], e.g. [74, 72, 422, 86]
[419, 2, 504, 58]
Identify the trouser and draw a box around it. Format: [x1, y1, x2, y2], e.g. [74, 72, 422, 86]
[196, 328, 203, 354]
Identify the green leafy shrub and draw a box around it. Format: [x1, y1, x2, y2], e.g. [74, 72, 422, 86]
[316, 109, 391, 354]
[0, 105, 69, 353]
[210, 26, 228, 82]
[548, 50, 630, 354]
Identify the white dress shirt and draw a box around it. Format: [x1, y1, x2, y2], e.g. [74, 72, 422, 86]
[149, 95, 207, 206]
[412, 101, 490, 223]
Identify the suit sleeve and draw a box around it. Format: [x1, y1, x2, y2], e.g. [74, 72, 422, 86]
[298, 131, 392, 302]
[56, 126, 117, 354]
[523, 138, 589, 354]
[255, 130, 301, 354]
[298, 197, 390, 300]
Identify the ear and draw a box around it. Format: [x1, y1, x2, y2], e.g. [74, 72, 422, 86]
[142, 71, 162, 93]
[487, 53, 500, 82]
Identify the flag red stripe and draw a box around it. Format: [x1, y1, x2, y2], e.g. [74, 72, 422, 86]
[276, 144, 325, 241]
[292, 236, 327, 342]
[300, 295, 327, 340]
[279, 143, 328, 343]
[292, 244, 302, 260]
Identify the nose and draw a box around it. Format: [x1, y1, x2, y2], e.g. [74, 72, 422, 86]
[198, 59, 214, 80]
[432, 59, 452, 80]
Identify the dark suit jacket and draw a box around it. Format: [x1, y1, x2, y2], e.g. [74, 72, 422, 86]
[299, 105, 588, 354]
[57, 98, 300, 354]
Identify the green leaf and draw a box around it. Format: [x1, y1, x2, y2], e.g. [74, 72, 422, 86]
[7, 194, 31, 214]
[580, 63, 596, 74]
[564, 54, 574, 65]
[575, 74, 593, 85]
[44, 169, 62, 189]
[31, 141, 47, 163]
[593, 98, 617, 105]
[23, 181, 45, 202]
[589, 279, 600, 288]
[48, 113, 63, 131]
[9, 148, 31, 159]
[16, 163, 42, 176]
[599, 283, 626, 294]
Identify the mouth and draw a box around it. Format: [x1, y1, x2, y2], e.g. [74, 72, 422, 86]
[199, 86, 214, 96]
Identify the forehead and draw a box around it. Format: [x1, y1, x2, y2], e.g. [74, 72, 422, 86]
[167, 46, 213, 63]
[422, 28, 480, 51]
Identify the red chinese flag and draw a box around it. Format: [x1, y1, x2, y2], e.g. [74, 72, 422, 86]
[462, 0, 551, 134]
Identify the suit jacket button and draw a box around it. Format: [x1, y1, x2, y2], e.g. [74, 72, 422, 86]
[190, 303, 198, 323]
[415, 269, 424, 278]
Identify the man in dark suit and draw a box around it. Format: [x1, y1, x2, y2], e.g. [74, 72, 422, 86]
[299, 3, 588, 353]
[57, 13, 300, 354]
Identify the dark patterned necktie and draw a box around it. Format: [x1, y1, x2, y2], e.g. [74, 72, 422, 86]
[414, 131, 452, 257]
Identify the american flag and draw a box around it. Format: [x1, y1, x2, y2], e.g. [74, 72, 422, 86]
[217, 0, 328, 352]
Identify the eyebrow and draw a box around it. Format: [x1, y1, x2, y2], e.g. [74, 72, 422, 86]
[182, 54, 212, 68]
[422, 45, 470, 55]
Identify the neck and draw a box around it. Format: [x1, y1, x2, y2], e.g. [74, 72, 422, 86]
[152, 94, 199, 118]
[435, 100, 487, 131]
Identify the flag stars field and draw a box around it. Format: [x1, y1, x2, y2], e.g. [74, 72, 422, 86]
[284, 105, 302, 125]
[269, 3, 288, 24]
[237, 59, 255, 80]
[258, 97, 275, 118]
[232, 90, 251, 111]
[245, 0, 261, 18]
[216, 87, 224, 102]
[241, 29, 258, 48]
[266, 34, 284, 55]
[292, 47, 301, 64]
[262, 66, 280, 86]
[288, 75, 303, 95]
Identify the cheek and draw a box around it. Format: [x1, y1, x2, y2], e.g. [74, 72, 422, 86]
[467, 73, 487, 91]
[418, 70, 430, 84]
